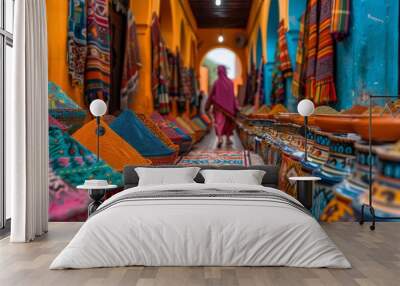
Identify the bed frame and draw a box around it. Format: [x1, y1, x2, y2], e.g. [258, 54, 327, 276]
[123, 165, 280, 189]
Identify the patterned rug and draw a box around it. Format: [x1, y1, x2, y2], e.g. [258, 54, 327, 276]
[178, 150, 250, 166]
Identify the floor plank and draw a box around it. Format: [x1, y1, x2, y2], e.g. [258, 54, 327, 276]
[0, 222, 399, 286]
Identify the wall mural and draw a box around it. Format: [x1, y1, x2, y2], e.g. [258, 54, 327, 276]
[47, 0, 399, 224]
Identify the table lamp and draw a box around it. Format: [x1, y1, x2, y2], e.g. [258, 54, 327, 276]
[89, 99, 107, 161]
[297, 99, 315, 162]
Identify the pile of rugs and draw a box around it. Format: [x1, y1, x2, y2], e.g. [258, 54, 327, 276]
[48, 82, 211, 221]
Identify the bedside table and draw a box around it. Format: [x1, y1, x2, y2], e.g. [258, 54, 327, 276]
[289, 176, 321, 210]
[77, 183, 118, 216]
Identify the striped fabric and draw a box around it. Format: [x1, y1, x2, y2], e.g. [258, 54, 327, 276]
[305, 0, 319, 100]
[331, 0, 351, 41]
[278, 21, 293, 78]
[292, 14, 307, 99]
[85, 0, 111, 105]
[315, 0, 337, 105]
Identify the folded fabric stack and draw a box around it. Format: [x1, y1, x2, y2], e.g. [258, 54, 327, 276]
[72, 119, 152, 172]
[110, 110, 178, 165]
[151, 112, 192, 154]
[48, 81, 87, 133]
[181, 115, 205, 141]
[170, 116, 198, 143]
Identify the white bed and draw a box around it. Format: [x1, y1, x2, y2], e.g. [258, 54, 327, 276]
[50, 183, 351, 269]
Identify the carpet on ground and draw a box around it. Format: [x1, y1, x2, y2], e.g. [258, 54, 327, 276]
[178, 150, 250, 166]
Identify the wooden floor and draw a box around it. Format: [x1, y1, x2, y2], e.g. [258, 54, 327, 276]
[0, 222, 399, 286]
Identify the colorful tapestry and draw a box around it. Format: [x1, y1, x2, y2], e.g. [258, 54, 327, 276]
[48, 81, 87, 133]
[292, 14, 308, 99]
[278, 153, 304, 198]
[121, 11, 141, 110]
[72, 119, 151, 172]
[271, 42, 285, 105]
[49, 115, 67, 131]
[151, 112, 188, 143]
[305, 0, 319, 100]
[49, 125, 123, 188]
[49, 167, 90, 222]
[278, 21, 293, 78]
[110, 110, 174, 157]
[167, 49, 179, 99]
[151, 13, 170, 114]
[254, 59, 265, 109]
[85, 0, 111, 105]
[67, 0, 87, 86]
[331, 0, 351, 41]
[178, 150, 250, 166]
[315, 0, 337, 105]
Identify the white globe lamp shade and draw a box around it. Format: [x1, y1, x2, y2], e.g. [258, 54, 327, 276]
[297, 99, 315, 117]
[89, 99, 107, 117]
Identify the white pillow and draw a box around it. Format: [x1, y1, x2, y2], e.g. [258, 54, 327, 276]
[200, 169, 266, 185]
[135, 167, 201, 186]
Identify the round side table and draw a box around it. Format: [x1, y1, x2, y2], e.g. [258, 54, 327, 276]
[77, 184, 117, 216]
[289, 176, 321, 210]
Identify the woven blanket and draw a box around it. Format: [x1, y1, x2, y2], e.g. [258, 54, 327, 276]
[85, 0, 111, 105]
[49, 125, 123, 188]
[178, 150, 250, 166]
[331, 0, 350, 41]
[110, 110, 174, 157]
[48, 81, 87, 133]
[67, 0, 87, 86]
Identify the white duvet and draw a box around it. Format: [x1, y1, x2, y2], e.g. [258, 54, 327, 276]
[50, 183, 351, 269]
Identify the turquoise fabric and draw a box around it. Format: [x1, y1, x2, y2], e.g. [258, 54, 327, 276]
[49, 125, 123, 187]
[110, 110, 174, 157]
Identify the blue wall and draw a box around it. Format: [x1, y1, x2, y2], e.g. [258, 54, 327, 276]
[335, 0, 399, 110]
[286, 0, 307, 111]
[264, 0, 280, 106]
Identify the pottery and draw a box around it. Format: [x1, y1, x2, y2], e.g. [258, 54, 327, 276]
[314, 114, 357, 133]
[352, 115, 400, 142]
[355, 146, 400, 220]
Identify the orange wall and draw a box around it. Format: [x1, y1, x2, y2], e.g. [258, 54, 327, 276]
[46, 0, 84, 108]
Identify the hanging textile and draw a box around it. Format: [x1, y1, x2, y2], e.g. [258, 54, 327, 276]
[120, 11, 142, 110]
[304, 0, 319, 100]
[67, 0, 87, 86]
[315, 0, 337, 105]
[292, 14, 308, 99]
[331, 0, 351, 41]
[85, 0, 111, 105]
[271, 43, 285, 105]
[254, 59, 265, 109]
[176, 51, 186, 113]
[271, 22, 293, 105]
[168, 50, 179, 99]
[151, 13, 170, 114]
[278, 21, 293, 78]
[109, 0, 128, 113]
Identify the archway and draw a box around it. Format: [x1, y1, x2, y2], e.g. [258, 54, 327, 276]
[189, 39, 197, 68]
[264, 0, 280, 105]
[199, 47, 243, 96]
[159, 0, 173, 49]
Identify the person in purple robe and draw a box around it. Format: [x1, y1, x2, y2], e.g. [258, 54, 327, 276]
[206, 65, 239, 148]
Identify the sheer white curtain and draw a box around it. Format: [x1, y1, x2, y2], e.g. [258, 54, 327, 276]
[7, 0, 49, 242]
